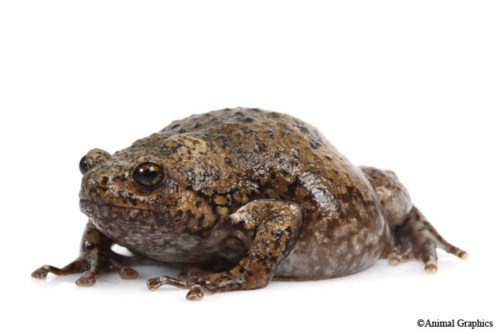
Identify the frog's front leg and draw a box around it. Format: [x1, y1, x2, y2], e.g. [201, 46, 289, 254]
[147, 200, 303, 300]
[31, 222, 141, 286]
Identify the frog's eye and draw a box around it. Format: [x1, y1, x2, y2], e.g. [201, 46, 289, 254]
[133, 162, 164, 189]
[79, 149, 111, 175]
[79, 155, 91, 174]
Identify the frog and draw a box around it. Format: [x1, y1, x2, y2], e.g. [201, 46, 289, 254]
[32, 107, 467, 300]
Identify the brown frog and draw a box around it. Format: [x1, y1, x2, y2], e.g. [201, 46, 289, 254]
[32, 108, 467, 300]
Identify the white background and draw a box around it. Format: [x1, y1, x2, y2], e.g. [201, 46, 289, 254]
[0, 1, 497, 332]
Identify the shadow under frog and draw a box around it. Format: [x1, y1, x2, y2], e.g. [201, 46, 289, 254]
[32, 108, 467, 300]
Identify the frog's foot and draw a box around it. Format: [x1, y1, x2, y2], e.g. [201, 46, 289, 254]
[146, 200, 303, 300]
[31, 222, 141, 286]
[32, 254, 140, 286]
[147, 271, 252, 301]
[392, 206, 468, 273]
[147, 263, 239, 300]
[146, 275, 202, 300]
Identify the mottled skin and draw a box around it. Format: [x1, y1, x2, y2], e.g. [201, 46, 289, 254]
[32, 108, 467, 300]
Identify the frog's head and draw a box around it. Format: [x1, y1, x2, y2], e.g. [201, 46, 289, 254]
[78, 148, 180, 226]
[78, 135, 220, 256]
[78, 145, 220, 260]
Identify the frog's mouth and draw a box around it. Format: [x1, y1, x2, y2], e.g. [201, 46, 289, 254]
[79, 199, 165, 223]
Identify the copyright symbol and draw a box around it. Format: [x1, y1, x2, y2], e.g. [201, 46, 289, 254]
[417, 319, 424, 327]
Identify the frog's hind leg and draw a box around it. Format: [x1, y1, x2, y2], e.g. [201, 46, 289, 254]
[390, 206, 468, 273]
[361, 166, 467, 272]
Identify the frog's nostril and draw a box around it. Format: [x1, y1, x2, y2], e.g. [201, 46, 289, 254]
[99, 176, 109, 190]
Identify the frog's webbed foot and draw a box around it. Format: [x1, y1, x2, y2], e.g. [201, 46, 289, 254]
[32, 222, 141, 286]
[146, 200, 303, 300]
[389, 206, 468, 273]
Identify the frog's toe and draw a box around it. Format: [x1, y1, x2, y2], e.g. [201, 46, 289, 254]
[76, 272, 97, 286]
[146, 275, 192, 291]
[31, 266, 50, 279]
[442, 243, 468, 260]
[387, 253, 402, 266]
[119, 266, 139, 280]
[75, 264, 138, 286]
[186, 285, 205, 301]
[419, 241, 438, 273]
[31, 260, 87, 280]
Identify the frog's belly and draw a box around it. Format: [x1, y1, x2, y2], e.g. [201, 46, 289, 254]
[275, 215, 389, 280]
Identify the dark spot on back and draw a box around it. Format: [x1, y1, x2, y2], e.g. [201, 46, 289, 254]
[242, 117, 254, 123]
[216, 135, 227, 141]
[298, 126, 309, 134]
[255, 140, 267, 153]
[310, 141, 321, 149]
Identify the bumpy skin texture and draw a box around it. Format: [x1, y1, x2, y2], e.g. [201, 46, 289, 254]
[32, 108, 467, 299]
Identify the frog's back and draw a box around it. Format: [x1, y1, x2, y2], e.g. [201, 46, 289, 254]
[134, 108, 389, 279]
